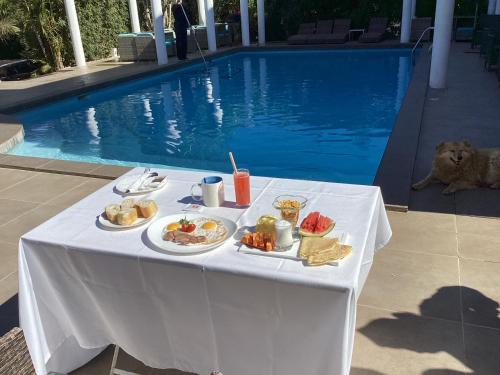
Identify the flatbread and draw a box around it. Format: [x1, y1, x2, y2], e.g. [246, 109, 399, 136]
[299, 237, 339, 258]
[307, 244, 353, 266]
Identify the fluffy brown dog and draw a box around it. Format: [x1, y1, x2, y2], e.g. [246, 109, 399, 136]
[412, 140, 500, 194]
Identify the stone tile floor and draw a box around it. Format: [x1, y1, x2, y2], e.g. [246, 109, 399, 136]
[0, 167, 498, 374]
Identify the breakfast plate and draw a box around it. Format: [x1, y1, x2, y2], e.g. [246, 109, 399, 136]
[146, 213, 238, 255]
[238, 230, 348, 266]
[115, 174, 167, 195]
[97, 211, 158, 230]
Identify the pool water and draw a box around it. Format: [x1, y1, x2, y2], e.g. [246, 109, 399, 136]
[11, 49, 413, 185]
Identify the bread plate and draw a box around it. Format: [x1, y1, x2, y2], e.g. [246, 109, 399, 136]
[115, 174, 167, 195]
[146, 213, 237, 255]
[98, 211, 158, 230]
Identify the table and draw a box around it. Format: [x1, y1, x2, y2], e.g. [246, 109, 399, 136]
[19, 168, 391, 375]
[348, 29, 365, 41]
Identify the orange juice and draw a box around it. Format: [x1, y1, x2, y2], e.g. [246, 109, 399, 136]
[234, 169, 250, 206]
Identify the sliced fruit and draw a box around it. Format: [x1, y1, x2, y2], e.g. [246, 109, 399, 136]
[299, 212, 335, 237]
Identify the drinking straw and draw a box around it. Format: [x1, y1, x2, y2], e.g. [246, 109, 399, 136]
[229, 152, 238, 174]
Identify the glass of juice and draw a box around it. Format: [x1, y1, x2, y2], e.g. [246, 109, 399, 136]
[234, 168, 251, 206]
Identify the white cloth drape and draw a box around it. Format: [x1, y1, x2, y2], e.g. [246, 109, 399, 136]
[19, 168, 392, 375]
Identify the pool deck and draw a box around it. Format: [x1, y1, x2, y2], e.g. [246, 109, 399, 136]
[1, 41, 500, 374]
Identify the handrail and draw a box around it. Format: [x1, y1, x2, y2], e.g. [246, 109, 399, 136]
[411, 26, 434, 64]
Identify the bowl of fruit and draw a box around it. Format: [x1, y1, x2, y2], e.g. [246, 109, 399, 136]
[272, 195, 308, 228]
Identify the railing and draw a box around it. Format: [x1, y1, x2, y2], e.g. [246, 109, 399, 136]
[411, 26, 434, 64]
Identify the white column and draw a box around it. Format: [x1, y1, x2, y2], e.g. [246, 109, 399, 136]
[430, 0, 455, 89]
[151, 0, 167, 65]
[496, 0, 500, 14]
[240, 0, 250, 46]
[257, 0, 265, 46]
[128, 0, 140, 33]
[411, 0, 417, 18]
[197, 0, 206, 26]
[400, 0, 412, 43]
[488, 0, 496, 15]
[204, 0, 217, 52]
[64, 0, 86, 67]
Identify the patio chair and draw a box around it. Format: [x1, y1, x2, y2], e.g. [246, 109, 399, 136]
[305, 20, 333, 44]
[0, 327, 35, 375]
[410, 17, 432, 42]
[472, 15, 500, 48]
[325, 18, 351, 43]
[117, 33, 138, 61]
[288, 22, 316, 45]
[358, 17, 388, 43]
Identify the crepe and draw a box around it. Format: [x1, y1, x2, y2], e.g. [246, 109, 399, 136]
[299, 237, 339, 258]
[307, 244, 352, 266]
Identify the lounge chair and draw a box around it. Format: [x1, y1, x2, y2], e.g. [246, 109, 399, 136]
[359, 17, 388, 43]
[288, 23, 316, 45]
[326, 18, 351, 43]
[306, 20, 333, 44]
[410, 17, 432, 42]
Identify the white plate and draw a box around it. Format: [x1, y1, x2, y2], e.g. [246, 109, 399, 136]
[98, 211, 158, 230]
[146, 213, 238, 255]
[115, 174, 167, 195]
[238, 230, 348, 266]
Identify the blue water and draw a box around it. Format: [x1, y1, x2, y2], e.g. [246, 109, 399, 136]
[11, 49, 414, 184]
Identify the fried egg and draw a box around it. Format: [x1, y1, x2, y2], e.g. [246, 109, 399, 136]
[191, 217, 227, 243]
[166, 222, 181, 231]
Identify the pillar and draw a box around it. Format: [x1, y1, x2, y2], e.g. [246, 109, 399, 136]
[496, 0, 500, 14]
[64, 0, 86, 67]
[197, 0, 206, 26]
[412, 0, 417, 18]
[240, 0, 250, 46]
[204, 0, 217, 52]
[257, 0, 265, 46]
[151, 0, 167, 65]
[429, 0, 455, 89]
[128, 0, 140, 33]
[400, 0, 412, 43]
[488, 0, 496, 15]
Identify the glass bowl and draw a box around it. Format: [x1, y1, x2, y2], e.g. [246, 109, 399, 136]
[272, 195, 308, 228]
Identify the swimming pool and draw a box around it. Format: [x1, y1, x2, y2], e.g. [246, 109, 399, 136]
[11, 49, 414, 185]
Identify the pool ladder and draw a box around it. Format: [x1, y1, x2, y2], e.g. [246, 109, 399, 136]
[411, 26, 434, 65]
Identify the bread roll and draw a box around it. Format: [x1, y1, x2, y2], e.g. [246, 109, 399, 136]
[121, 198, 135, 209]
[135, 199, 158, 218]
[116, 208, 138, 226]
[105, 204, 121, 223]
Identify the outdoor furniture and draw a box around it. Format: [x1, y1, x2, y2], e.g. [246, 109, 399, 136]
[19, 167, 391, 375]
[472, 15, 500, 48]
[118, 32, 176, 62]
[348, 28, 365, 40]
[0, 327, 35, 375]
[358, 17, 388, 43]
[411, 17, 432, 42]
[287, 22, 316, 44]
[305, 20, 333, 44]
[327, 18, 352, 43]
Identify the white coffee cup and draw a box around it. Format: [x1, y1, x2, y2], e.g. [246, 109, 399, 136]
[191, 176, 225, 207]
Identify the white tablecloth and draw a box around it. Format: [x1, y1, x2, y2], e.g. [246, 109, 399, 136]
[19, 168, 391, 375]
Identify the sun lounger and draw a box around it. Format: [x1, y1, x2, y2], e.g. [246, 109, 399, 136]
[411, 17, 432, 42]
[325, 18, 351, 43]
[288, 23, 316, 45]
[359, 17, 388, 43]
[305, 20, 333, 44]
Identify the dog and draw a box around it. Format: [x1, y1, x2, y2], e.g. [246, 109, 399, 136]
[412, 140, 500, 194]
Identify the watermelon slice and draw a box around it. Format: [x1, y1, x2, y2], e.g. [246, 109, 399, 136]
[299, 212, 335, 237]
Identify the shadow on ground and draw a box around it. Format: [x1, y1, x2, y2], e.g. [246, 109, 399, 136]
[359, 286, 500, 374]
[0, 294, 18, 336]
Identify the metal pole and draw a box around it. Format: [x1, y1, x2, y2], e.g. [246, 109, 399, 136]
[240, 0, 250, 46]
[257, 0, 265, 46]
[430, 0, 455, 89]
[64, 0, 86, 67]
[128, 0, 141, 33]
[401, 0, 412, 43]
[151, 0, 168, 65]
